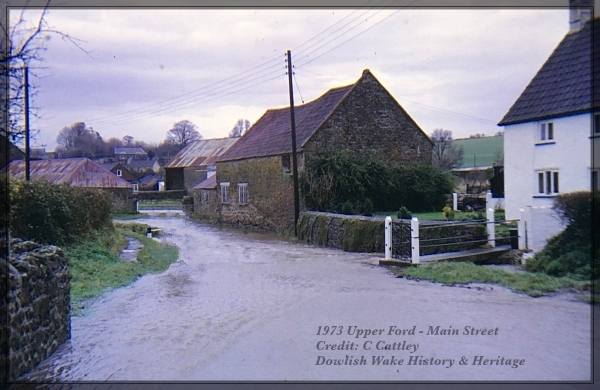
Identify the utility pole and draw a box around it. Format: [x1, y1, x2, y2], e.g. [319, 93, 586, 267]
[286, 49, 300, 236]
[23, 66, 30, 181]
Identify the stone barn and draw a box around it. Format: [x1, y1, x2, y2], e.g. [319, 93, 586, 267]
[206, 69, 433, 232]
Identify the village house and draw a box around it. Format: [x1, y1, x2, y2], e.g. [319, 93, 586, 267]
[3, 158, 137, 213]
[163, 137, 238, 192]
[100, 162, 139, 192]
[114, 146, 148, 162]
[498, 0, 598, 251]
[195, 69, 433, 231]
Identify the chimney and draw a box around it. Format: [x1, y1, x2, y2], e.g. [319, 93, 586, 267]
[569, 0, 593, 32]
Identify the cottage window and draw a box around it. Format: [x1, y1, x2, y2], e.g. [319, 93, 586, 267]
[220, 182, 230, 204]
[116, 169, 122, 176]
[537, 170, 559, 195]
[238, 183, 248, 205]
[132, 183, 138, 193]
[592, 170, 599, 192]
[202, 190, 210, 205]
[538, 122, 554, 142]
[595, 114, 600, 134]
[282, 155, 291, 173]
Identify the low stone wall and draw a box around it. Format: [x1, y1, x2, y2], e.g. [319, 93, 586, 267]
[2, 238, 70, 381]
[105, 188, 138, 214]
[297, 212, 384, 253]
[136, 190, 186, 201]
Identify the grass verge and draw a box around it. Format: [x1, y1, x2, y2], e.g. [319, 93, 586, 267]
[66, 224, 178, 315]
[395, 261, 592, 299]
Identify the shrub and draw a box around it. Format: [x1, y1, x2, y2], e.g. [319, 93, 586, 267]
[300, 151, 456, 213]
[341, 201, 354, 215]
[443, 205, 454, 220]
[9, 179, 113, 246]
[363, 198, 373, 216]
[524, 191, 599, 280]
[397, 206, 412, 219]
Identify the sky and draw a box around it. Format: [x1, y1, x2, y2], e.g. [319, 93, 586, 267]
[8, 3, 572, 151]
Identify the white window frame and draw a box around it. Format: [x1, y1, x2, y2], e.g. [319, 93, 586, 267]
[536, 170, 559, 195]
[132, 183, 138, 193]
[220, 182, 230, 204]
[238, 183, 248, 205]
[116, 169, 122, 176]
[537, 121, 554, 143]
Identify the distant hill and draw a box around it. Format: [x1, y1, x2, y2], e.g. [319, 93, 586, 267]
[453, 135, 503, 169]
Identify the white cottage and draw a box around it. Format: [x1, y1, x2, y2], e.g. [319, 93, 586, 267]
[498, 1, 598, 251]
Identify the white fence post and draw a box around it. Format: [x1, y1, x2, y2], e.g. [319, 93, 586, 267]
[385, 216, 392, 260]
[452, 192, 458, 211]
[487, 207, 495, 247]
[486, 190, 492, 212]
[518, 208, 527, 250]
[411, 217, 420, 264]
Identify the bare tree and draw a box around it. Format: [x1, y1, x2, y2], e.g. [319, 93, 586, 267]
[166, 120, 202, 146]
[56, 121, 104, 158]
[122, 135, 134, 146]
[431, 129, 464, 170]
[1, 0, 88, 145]
[229, 118, 251, 138]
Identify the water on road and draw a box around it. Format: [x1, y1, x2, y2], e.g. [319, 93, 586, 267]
[20, 215, 592, 382]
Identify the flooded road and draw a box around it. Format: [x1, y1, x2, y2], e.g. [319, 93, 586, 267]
[21, 215, 592, 382]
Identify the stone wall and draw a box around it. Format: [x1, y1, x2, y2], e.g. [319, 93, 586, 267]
[2, 238, 70, 381]
[216, 156, 296, 232]
[297, 212, 385, 253]
[136, 190, 186, 201]
[105, 188, 137, 214]
[302, 70, 433, 167]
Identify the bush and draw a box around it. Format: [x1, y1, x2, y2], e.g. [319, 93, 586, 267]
[363, 198, 373, 216]
[341, 201, 354, 215]
[9, 179, 113, 246]
[300, 151, 456, 213]
[524, 191, 599, 280]
[443, 205, 455, 220]
[397, 206, 412, 219]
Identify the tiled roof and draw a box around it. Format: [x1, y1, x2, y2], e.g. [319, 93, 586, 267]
[114, 147, 147, 155]
[193, 174, 217, 189]
[3, 158, 132, 188]
[218, 83, 354, 162]
[164, 138, 238, 168]
[128, 158, 157, 169]
[498, 20, 597, 126]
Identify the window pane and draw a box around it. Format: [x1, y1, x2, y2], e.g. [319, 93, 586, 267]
[593, 171, 599, 191]
[538, 172, 544, 193]
[553, 172, 559, 193]
[595, 115, 600, 133]
[546, 171, 551, 194]
[540, 123, 546, 140]
[548, 123, 553, 140]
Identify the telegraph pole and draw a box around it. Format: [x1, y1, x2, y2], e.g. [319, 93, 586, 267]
[23, 66, 30, 181]
[286, 50, 300, 236]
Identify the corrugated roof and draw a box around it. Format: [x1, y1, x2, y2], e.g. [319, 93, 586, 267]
[164, 138, 238, 168]
[193, 174, 217, 190]
[218, 83, 354, 162]
[3, 158, 132, 188]
[498, 20, 597, 126]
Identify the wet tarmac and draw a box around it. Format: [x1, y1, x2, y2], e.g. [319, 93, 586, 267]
[17, 215, 593, 382]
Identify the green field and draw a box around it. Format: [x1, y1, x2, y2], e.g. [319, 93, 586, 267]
[453, 135, 503, 169]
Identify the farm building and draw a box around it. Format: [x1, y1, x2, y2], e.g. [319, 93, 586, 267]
[3, 158, 137, 213]
[202, 69, 433, 232]
[163, 137, 238, 192]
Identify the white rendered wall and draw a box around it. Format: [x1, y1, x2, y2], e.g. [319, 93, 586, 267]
[503, 113, 591, 222]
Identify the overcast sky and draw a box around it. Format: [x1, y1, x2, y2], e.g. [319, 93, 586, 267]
[9, 3, 571, 151]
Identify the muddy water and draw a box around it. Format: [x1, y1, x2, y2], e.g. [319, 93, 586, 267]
[20, 216, 592, 382]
